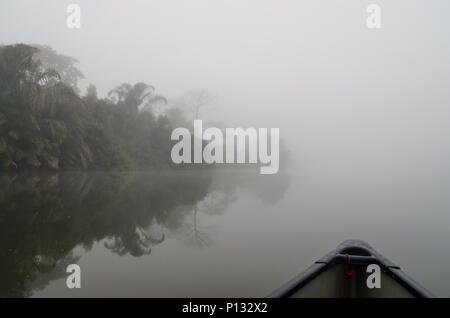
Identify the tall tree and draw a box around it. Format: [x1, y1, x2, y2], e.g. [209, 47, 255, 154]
[32, 45, 84, 94]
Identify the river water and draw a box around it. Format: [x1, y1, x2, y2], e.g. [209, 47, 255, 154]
[1, 160, 449, 297]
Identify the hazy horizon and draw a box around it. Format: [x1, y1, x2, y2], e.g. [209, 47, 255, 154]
[1, 0, 450, 297]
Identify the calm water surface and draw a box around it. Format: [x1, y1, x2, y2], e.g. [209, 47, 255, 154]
[1, 164, 449, 297]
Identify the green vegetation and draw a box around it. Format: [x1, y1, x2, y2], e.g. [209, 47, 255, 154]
[0, 44, 177, 171]
[0, 44, 292, 298]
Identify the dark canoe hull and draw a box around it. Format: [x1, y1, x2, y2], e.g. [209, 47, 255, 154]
[268, 240, 434, 298]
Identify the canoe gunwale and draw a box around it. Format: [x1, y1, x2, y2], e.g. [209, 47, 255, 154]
[268, 239, 435, 298]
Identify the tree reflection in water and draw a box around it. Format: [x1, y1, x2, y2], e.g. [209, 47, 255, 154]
[0, 168, 290, 297]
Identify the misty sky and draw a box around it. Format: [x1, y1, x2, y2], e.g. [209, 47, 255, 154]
[1, 0, 450, 185]
[3, 1, 450, 297]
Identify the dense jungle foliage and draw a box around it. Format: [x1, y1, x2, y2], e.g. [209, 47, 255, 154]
[0, 44, 178, 171]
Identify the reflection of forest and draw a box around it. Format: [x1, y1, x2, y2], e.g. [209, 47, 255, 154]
[0, 168, 290, 297]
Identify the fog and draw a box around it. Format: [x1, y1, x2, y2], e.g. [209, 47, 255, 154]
[3, 0, 445, 203]
[2, 1, 449, 136]
[1, 0, 450, 296]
